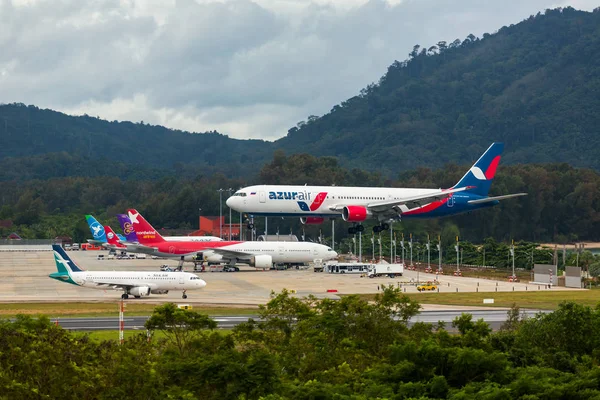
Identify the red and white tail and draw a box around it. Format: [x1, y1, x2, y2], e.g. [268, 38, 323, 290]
[126, 209, 165, 244]
[104, 226, 126, 248]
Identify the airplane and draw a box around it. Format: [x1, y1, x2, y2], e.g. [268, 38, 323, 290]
[126, 209, 338, 268]
[85, 214, 125, 246]
[226, 143, 527, 234]
[116, 213, 223, 242]
[49, 244, 206, 299]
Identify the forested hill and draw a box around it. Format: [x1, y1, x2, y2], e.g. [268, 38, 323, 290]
[0, 103, 271, 177]
[275, 7, 600, 173]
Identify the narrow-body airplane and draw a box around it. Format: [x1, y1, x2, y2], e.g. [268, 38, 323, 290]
[125, 209, 338, 268]
[116, 214, 223, 242]
[226, 143, 526, 234]
[49, 245, 206, 299]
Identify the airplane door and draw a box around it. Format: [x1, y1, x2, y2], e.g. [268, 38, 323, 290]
[447, 195, 455, 208]
[278, 246, 285, 257]
[179, 276, 184, 285]
[313, 248, 319, 256]
[259, 191, 266, 203]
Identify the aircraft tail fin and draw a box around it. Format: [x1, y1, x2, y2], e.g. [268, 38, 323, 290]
[85, 214, 106, 242]
[453, 142, 504, 196]
[116, 214, 139, 242]
[104, 226, 125, 248]
[126, 209, 165, 244]
[52, 244, 84, 273]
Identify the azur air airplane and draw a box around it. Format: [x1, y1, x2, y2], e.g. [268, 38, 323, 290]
[226, 143, 527, 234]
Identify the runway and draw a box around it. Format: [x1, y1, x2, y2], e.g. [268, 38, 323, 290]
[54, 309, 549, 331]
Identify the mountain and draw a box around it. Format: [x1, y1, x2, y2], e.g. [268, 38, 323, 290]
[1, 7, 599, 181]
[275, 7, 600, 174]
[0, 103, 271, 178]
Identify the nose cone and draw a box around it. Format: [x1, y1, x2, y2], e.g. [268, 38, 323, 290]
[225, 196, 235, 209]
[198, 279, 207, 288]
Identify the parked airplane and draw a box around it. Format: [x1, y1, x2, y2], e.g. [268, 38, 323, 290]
[116, 213, 223, 242]
[126, 209, 338, 268]
[49, 245, 206, 299]
[85, 215, 125, 246]
[226, 143, 527, 234]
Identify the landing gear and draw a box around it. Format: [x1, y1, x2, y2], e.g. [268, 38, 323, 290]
[348, 224, 364, 234]
[373, 222, 390, 233]
[177, 257, 184, 272]
[121, 293, 129, 299]
[182, 290, 188, 299]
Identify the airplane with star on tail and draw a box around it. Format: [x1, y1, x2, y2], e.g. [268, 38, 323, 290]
[116, 213, 223, 242]
[126, 209, 337, 269]
[226, 143, 527, 234]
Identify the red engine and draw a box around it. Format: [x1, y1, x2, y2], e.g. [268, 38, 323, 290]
[300, 217, 325, 225]
[342, 206, 370, 222]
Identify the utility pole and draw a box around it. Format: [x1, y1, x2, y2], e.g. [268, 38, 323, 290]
[437, 236, 442, 273]
[378, 233, 382, 262]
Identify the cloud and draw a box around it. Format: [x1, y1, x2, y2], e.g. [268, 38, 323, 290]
[0, 0, 596, 140]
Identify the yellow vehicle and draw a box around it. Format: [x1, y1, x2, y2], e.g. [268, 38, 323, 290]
[417, 282, 438, 292]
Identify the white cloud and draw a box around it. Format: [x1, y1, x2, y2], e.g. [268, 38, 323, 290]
[0, 0, 596, 140]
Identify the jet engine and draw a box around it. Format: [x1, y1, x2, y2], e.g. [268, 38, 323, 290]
[129, 286, 151, 297]
[250, 254, 273, 269]
[182, 253, 203, 262]
[150, 289, 169, 295]
[342, 206, 371, 222]
[300, 217, 325, 225]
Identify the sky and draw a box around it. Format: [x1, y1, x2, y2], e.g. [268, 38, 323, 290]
[0, 0, 596, 141]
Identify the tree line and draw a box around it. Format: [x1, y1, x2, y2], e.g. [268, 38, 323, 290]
[1, 151, 600, 244]
[2, 291, 600, 399]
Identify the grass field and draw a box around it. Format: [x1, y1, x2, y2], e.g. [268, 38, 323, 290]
[0, 302, 259, 318]
[354, 290, 600, 310]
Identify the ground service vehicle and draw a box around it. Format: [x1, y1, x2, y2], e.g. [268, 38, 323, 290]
[417, 282, 438, 291]
[368, 263, 404, 278]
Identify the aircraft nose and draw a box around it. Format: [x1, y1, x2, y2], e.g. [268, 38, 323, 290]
[198, 279, 207, 288]
[225, 196, 235, 209]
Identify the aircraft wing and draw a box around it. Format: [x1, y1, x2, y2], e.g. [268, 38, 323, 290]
[467, 193, 528, 204]
[366, 186, 473, 213]
[121, 243, 159, 255]
[206, 248, 254, 261]
[89, 279, 158, 291]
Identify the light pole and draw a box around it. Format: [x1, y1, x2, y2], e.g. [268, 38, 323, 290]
[409, 233, 413, 266]
[390, 221, 393, 262]
[400, 233, 405, 266]
[331, 219, 335, 251]
[437, 235, 442, 272]
[371, 234, 375, 261]
[227, 188, 233, 241]
[427, 235, 431, 270]
[510, 240, 515, 278]
[217, 188, 224, 239]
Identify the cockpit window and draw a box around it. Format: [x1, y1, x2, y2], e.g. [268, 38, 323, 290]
[233, 192, 247, 197]
[327, 248, 334, 251]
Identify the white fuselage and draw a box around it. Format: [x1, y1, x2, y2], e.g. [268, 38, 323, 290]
[202, 241, 337, 264]
[226, 185, 442, 217]
[69, 271, 206, 291]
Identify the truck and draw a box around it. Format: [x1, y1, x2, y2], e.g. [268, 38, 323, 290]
[367, 263, 404, 278]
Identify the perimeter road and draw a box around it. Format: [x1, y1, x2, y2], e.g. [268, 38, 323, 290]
[54, 309, 549, 331]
